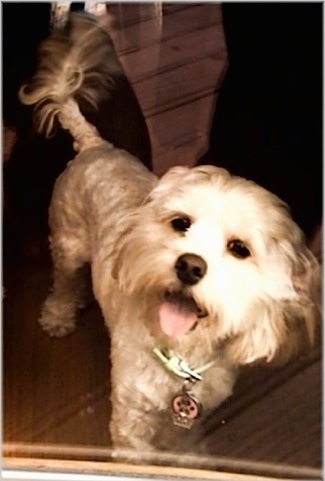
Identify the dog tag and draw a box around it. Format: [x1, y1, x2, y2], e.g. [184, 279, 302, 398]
[171, 391, 201, 429]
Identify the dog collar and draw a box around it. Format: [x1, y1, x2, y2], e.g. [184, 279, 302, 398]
[152, 347, 215, 382]
[152, 347, 216, 429]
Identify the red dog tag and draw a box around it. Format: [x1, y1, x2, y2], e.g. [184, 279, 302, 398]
[171, 391, 201, 429]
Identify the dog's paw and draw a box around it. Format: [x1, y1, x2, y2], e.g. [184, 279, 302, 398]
[39, 302, 77, 338]
[110, 447, 150, 465]
[39, 318, 76, 337]
[38, 292, 79, 337]
[39, 315, 76, 338]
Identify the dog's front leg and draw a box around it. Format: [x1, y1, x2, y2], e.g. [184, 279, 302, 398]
[109, 392, 205, 456]
[109, 392, 158, 452]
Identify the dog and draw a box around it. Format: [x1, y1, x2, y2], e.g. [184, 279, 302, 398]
[19, 14, 321, 453]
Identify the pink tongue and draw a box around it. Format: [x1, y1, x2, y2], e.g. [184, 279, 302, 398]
[158, 302, 198, 338]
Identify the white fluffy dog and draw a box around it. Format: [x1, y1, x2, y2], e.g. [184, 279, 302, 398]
[20, 14, 321, 452]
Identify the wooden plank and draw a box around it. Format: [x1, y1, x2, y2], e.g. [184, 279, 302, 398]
[5, 449, 319, 481]
[107, 4, 223, 56]
[1, 457, 287, 481]
[147, 93, 217, 168]
[101, 4, 226, 174]
[135, 56, 224, 116]
[116, 26, 226, 88]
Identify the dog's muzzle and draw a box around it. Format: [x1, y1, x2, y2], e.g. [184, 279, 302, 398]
[157, 254, 207, 338]
[175, 253, 207, 286]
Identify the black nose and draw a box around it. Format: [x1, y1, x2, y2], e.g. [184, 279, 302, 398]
[175, 253, 207, 286]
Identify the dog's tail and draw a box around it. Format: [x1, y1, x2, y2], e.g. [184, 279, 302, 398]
[19, 13, 122, 153]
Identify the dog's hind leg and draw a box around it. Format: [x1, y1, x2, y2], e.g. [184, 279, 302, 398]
[40, 234, 90, 337]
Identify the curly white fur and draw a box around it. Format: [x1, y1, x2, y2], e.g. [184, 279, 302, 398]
[19, 14, 321, 453]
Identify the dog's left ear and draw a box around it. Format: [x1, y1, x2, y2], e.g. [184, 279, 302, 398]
[147, 165, 224, 202]
[147, 166, 191, 202]
[225, 245, 321, 366]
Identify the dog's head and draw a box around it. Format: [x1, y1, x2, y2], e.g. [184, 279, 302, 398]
[112, 165, 321, 365]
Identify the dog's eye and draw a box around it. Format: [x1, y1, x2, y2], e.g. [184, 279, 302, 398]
[227, 239, 251, 259]
[171, 216, 191, 232]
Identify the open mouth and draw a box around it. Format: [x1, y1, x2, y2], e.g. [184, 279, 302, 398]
[158, 290, 207, 338]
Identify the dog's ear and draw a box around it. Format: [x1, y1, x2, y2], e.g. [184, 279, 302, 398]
[225, 246, 321, 366]
[147, 166, 191, 202]
[148, 164, 228, 202]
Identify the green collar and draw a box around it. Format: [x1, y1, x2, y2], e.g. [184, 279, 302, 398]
[152, 347, 215, 382]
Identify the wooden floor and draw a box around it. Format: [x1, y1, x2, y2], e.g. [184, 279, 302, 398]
[2, 4, 322, 480]
[98, 3, 227, 176]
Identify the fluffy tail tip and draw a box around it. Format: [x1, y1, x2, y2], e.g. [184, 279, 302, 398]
[19, 12, 123, 138]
